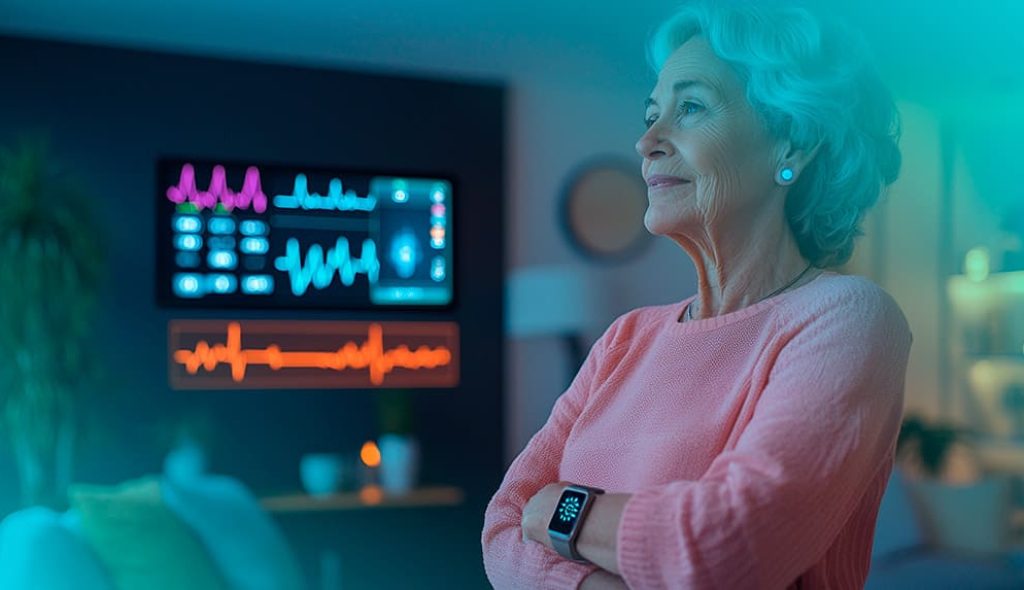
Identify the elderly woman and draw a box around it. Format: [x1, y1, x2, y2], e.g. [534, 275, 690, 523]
[482, 2, 911, 589]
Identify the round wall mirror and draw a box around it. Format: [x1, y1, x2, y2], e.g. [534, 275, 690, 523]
[560, 158, 650, 262]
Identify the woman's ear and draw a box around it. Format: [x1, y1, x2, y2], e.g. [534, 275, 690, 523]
[774, 138, 822, 186]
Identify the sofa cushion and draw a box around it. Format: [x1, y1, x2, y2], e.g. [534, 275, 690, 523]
[0, 506, 113, 590]
[68, 477, 227, 590]
[162, 474, 305, 590]
[911, 476, 1012, 556]
[867, 554, 1024, 590]
[872, 469, 926, 560]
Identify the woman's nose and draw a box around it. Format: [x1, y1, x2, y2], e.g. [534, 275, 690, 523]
[635, 125, 671, 160]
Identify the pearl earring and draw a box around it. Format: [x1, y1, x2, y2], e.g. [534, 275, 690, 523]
[778, 167, 795, 183]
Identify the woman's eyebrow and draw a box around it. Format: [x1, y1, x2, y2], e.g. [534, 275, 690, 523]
[644, 79, 715, 109]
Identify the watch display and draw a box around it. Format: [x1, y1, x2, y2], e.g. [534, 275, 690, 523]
[548, 488, 590, 535]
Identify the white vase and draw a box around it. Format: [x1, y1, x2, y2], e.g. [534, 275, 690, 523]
[378, 434, 420, 495]
[300, 453, 344, 497]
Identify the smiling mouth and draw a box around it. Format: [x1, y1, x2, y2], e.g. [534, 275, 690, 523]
[649, 178, 691, 189]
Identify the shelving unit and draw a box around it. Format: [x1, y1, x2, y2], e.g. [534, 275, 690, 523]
[260, 485, 465, 513]
[948, 270, 1024, 472]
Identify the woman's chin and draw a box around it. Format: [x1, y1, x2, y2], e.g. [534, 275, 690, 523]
[644, 209, 690, 236]
[643, 215, 664, 236]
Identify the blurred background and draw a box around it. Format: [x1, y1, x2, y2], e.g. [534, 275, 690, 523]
[0, 0, 1022, 588]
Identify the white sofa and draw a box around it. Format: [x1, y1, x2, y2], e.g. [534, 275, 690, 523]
[0, 474, 305, 590]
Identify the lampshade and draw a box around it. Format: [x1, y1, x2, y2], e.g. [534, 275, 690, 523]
[506, 265, 599, 337]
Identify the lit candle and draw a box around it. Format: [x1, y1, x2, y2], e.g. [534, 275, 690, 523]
[360, 440, 381, 467]
[359, 440, 382, 491]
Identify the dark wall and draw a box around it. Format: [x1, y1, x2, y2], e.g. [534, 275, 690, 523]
[0, 34, 504, 587]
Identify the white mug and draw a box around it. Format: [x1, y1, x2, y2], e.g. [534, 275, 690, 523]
[300, 453, 344, 497]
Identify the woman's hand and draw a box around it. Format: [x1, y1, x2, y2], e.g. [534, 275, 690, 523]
[522, 483, 630, 575]
[520, 482, 566, 549]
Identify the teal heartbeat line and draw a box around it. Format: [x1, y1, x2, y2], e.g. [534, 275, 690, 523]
[274, 237, 381, 296]
[274, 174, 377, 212]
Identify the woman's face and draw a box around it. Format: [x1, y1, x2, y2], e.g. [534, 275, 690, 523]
[636, 35, 782, 239]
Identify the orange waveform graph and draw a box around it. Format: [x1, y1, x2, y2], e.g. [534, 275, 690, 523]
[169, 320, 459, 390]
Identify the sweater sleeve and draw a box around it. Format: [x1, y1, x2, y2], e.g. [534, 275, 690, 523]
[482, 320, 625, 589]
[616, 288, 913, 589]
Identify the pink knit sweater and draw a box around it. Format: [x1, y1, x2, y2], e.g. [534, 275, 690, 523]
[482, 272, 912, 589]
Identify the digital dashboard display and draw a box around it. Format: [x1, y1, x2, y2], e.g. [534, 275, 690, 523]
[156, 159, 454, 309]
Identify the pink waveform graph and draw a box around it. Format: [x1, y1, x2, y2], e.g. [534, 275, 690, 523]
[166, 163, 268, 213]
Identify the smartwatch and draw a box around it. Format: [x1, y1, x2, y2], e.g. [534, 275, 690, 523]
[547, 484, 605, 562]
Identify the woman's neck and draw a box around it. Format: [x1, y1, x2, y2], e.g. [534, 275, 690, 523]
[680, 217, 814, 320]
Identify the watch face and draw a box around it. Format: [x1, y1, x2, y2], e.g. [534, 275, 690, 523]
[548, 489, 588, 535]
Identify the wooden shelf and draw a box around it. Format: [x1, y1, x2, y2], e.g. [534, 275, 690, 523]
[976, 440, 1024, 474]
[949, 271, 1024, 307]
[967, 357, 1024, 377]
[260, 485, 464, 513]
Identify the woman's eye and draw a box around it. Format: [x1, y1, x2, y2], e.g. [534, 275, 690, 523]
[645, 102, 702, 129]
[676, 101, 704, 119]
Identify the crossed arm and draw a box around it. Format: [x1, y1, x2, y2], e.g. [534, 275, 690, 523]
[484, 294, 911, 589]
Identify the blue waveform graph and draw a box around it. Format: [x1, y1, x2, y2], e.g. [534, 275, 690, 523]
[274, 237, 381, 296]
[274, 174, 377, 213]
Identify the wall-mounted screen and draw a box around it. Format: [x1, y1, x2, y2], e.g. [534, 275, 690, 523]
[156, 159, 454, 309]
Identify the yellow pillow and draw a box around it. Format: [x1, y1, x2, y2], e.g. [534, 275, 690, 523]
[69, 477, 227, 590]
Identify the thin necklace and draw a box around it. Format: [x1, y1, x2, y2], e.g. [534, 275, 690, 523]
[685, 263, 816, 322]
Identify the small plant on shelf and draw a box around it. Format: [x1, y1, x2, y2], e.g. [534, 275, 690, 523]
[377, 388, 414, 436]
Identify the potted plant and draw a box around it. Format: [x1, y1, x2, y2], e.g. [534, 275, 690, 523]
[0, 137, 105, 507]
